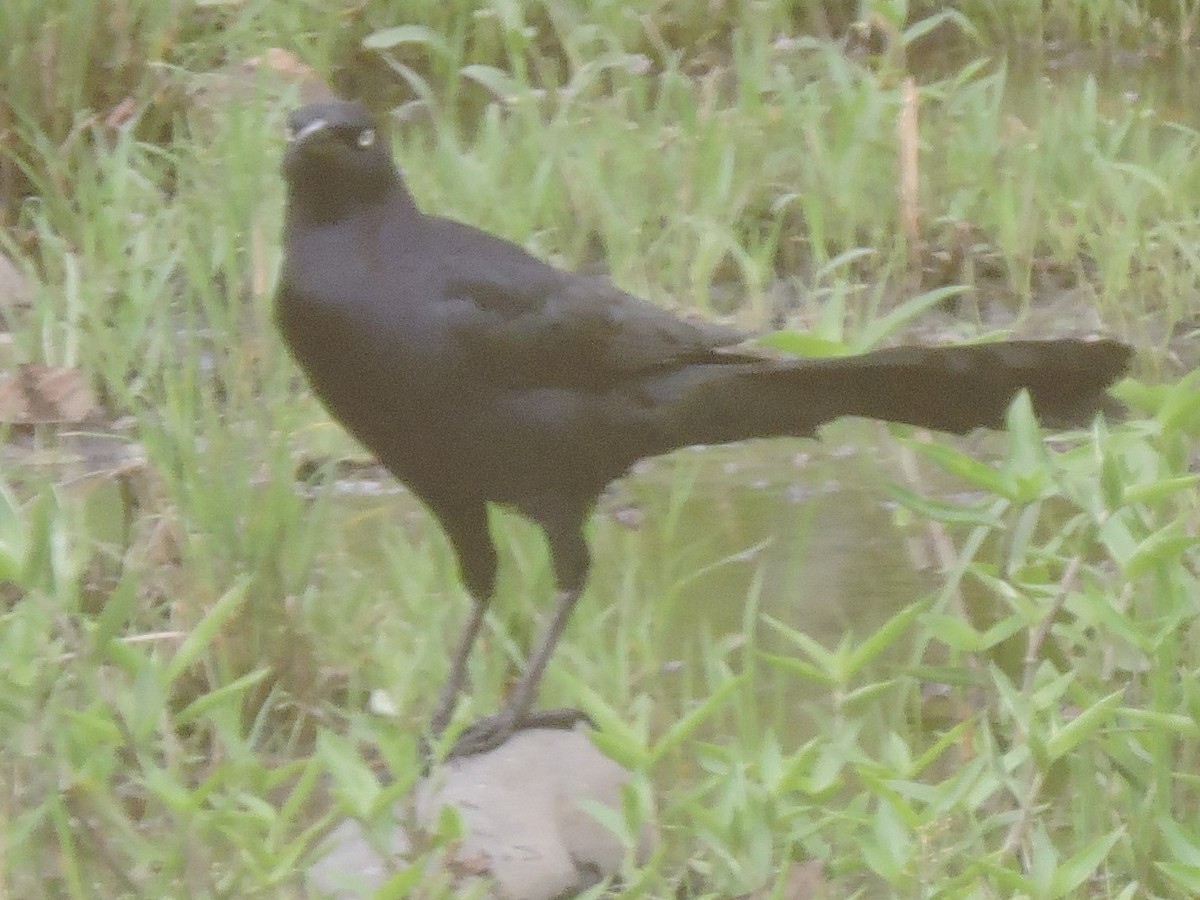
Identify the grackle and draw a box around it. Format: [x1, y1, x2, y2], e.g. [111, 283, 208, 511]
[275, 100, 1131, 758]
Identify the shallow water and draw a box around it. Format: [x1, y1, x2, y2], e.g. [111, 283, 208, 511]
[308, 421, 946, 745]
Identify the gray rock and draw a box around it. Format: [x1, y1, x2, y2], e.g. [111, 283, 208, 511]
[307, 816, 412, 899]
[308, 726, 654, 899]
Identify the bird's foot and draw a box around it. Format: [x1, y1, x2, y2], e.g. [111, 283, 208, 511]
[446, 707, 593, 760]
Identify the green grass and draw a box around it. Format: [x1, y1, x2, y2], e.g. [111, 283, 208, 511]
[4, 1, 1200, 896]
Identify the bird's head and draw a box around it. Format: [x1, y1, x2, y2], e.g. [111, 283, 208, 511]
[282, 100, 402, 221]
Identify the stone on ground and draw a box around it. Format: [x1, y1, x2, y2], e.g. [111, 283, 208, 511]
[308, 726, 655, 899]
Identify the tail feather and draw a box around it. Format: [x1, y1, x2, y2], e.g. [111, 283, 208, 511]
[651, 338, 1132, 450]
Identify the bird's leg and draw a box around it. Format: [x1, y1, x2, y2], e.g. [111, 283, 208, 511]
[428, 597, 487, 738]
[425, 505, 498, 752]
[497, 585, 582, 727]
[448, 586, 591, 758]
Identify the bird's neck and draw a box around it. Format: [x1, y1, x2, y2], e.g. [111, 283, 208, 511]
[285, 171, 418, 229]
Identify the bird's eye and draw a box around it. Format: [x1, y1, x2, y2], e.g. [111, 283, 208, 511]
[357, 128, 376, 149]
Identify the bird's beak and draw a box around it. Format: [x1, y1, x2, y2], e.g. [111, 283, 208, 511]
[290, 117, 329, 145]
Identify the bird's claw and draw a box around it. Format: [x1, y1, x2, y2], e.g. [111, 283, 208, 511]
[446, 707, 593, 760]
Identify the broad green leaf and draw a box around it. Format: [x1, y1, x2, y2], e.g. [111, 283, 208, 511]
[754, 330, 849, 358]
[887, 483, 1001, 525]
[1050, 827, 1124, 896]
[649, 670, 746, 766]
[163, 578, 249, 687]
[1123, 474, 1200, 506]
[316, 729, 380, 817]
[460, 64, 526, 102]
[1044, 690, 1122, 761]
[175, 668, 270, 725]
[908, 439, 1012, 496]
[846, 600, 924, 675]
[362, 24, 451, 56]
[1125, 520, 1197, 578]
[855, 284, 970, 351]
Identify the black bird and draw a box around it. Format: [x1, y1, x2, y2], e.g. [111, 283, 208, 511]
[275, 100, 1132, 757]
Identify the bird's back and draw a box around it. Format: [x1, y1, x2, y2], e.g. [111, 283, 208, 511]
[276, 102, 1131, 527]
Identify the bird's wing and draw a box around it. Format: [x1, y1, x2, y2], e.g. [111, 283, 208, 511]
[438, 246, 754, 388]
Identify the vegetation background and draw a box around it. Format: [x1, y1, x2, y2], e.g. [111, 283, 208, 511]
[3, 0, 1200, 896]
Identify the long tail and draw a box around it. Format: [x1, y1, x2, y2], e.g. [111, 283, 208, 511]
[649, 338, 1132, 450]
